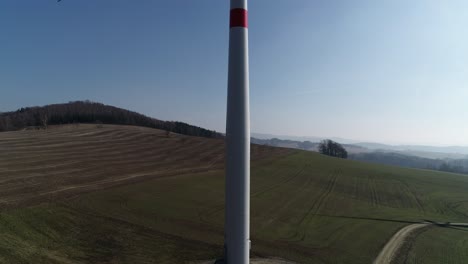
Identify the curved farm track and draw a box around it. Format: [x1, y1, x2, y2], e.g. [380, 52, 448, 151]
[374, 221, 468, 264]
[373, 223, 430, 264]
[0, 124, 291, 209]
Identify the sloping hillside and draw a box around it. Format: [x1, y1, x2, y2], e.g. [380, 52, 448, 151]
[0, 101, 221, 138]
[1, 125, 468, 263]
[0, 124, 288, 209]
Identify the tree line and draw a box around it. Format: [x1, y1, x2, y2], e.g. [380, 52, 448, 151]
[0, 101, 222, 139]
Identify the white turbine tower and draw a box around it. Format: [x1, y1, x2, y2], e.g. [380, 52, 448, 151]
[224, 0, 250, 263]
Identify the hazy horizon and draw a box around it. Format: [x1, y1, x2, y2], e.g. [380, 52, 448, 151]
[251, 131, 468, 147]
[2, 0, 468, 146]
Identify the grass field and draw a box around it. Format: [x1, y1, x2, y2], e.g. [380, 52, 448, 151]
[1, 124, 468, 263]
[406, 226, 468, 264]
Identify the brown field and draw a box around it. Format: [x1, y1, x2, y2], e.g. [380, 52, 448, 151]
[0, 124, 290, 209]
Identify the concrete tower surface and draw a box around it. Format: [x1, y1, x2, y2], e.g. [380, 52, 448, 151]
[224, 0, 250, 263]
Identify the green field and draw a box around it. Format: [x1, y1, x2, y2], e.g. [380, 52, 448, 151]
[1, 125, 468, 263]
[406, 226, 468, 264]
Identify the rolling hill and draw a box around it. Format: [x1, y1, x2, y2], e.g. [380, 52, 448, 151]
[0, 101, 221, 138]
[253, 137, 468, 175]
[251, 137, 368, 154]
[1, 124, 468, 263]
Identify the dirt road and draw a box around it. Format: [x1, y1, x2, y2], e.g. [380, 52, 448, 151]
[373, 223, 428, 264]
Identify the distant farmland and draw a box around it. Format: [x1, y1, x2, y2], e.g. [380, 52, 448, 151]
[1, 124, 468, 263]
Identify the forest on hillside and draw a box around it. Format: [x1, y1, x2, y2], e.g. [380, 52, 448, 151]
[0, 101, 221, 139]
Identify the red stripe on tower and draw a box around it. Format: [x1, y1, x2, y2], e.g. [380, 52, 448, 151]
[230, 8, 248, 28]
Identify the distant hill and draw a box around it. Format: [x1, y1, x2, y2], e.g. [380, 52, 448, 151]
[253, 133, 468, 158]
[251, 132, 360, 144]
[349, 151, 468, 175]
[251, 137, 368, 154]
[355, 142, 468, 156]
[253, 137, 468, 175]
[0, 101, 221, 138]
[251, 137, 319, 151]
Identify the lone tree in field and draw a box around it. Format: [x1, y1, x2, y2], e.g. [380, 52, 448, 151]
[318, 139, 348, 159]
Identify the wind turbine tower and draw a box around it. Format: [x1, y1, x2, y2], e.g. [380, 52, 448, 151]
[224, 0, 250, 263]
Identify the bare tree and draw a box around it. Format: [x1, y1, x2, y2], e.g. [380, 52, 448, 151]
[41, 114, 48, 129]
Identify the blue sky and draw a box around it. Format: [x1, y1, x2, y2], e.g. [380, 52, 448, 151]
[1, 0, 467, 145]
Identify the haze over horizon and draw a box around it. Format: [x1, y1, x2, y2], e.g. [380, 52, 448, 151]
[2, 0, 468, 146]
